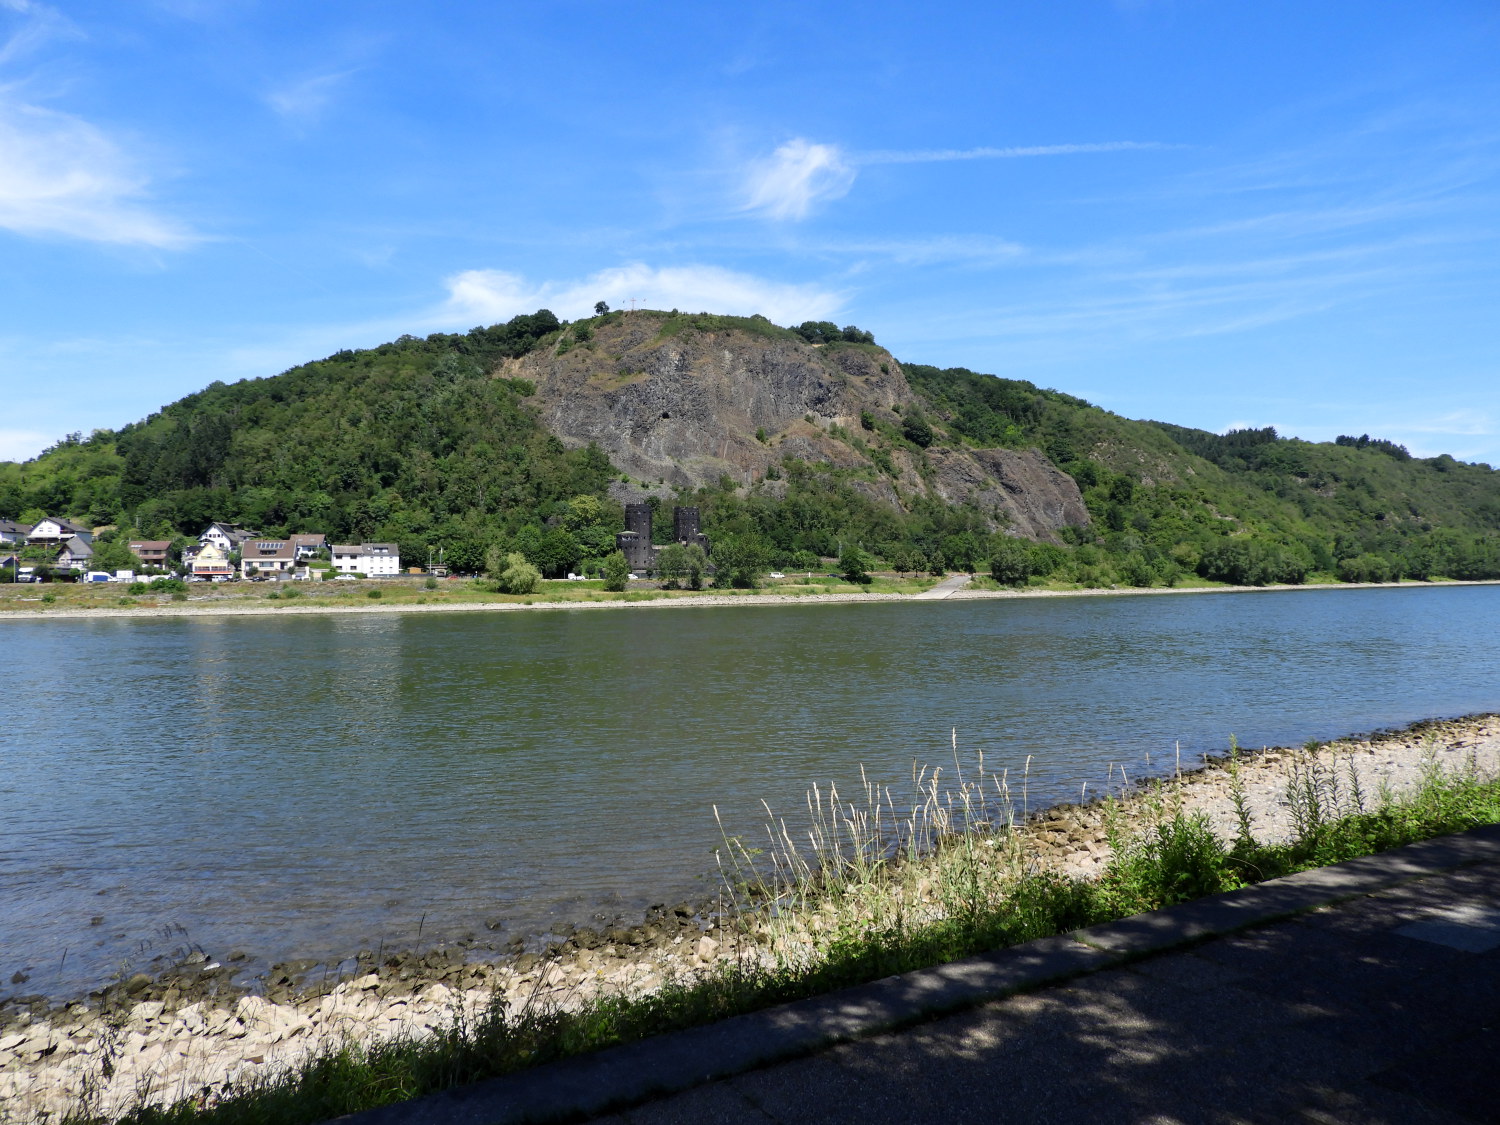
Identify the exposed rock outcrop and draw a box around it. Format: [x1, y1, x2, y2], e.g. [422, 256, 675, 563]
[926, 448, 1091, 539]
[511, 315, 1090, 539]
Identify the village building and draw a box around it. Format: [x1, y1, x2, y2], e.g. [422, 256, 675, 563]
[239, 538, 299, 579]
[189, 542, 233, 580]
[331, 543, 401, 577]
[27, 516, 93, 548]
[0, 519, 31, 546]
[55, 535, 94, 572]
[128, 540, 172, 569]
[289, 533, 328, 560]
[197, 522, 259, 554]
[183, 523, 258, 569]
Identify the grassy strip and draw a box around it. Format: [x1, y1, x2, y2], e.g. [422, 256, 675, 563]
[0, 573, 941, 616]
[68, 748, 1500, 1125]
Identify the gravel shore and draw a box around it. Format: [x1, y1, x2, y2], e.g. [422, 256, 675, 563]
[2, 577, 1496, 624]
[3, 712, 1496, 1122]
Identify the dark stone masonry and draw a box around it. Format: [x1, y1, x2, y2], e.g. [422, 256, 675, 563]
[616, 505, 709, 574]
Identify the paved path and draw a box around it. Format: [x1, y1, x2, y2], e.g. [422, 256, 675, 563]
[911, 574, 972, 599]
[593, 860, 1500, 1124]
[335, 828, 1500, 1125]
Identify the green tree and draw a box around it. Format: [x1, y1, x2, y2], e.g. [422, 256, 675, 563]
[886, 544, 918, 576]
[683, 543, 708, 589]
[839, 545, 874, 584]
[1120, 553, 1154, 587]
[902, 412, 934, 448]
[656, 542, 688, 588]
[601, 550, 630, 591]
[445, 539, 486, 575]
[563, 494, 605, 530]
[942, 531, 984, 573]
[711, 534, 769, 588]
[988, 538, 1032, 586]
[594, 301, 610, 315]
[531, 528, 581, 578]
[493, 551, 541, 594]
[91, 537, 142, 573]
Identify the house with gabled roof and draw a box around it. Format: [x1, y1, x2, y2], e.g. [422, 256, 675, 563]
[56, 536, 94, 572]
[240, 538, 298, 579]
[0, 519, 32, 546]
[27, 516, 92, 548]
[128, 540, 172, 569]
[190, 542, 233, 579]
[289, 532, 328, 560]
[198, 522, 259, 554]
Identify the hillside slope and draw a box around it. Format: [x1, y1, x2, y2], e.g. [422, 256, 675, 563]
[514, 311, 1088, 540]
[2, 309, 1498, 584]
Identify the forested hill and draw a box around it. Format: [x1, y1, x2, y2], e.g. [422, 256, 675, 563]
[904, 362, 1500, 581]
[2, 309, 1498, 585]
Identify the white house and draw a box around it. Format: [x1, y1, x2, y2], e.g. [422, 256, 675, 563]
[290, 532, 328, 560]
[198, 522, 258, 554]
[331, 543, 401, 577]
[240, 538, 298, 579]
[28, 516, 92, 548]
[0, 519, 31, 546]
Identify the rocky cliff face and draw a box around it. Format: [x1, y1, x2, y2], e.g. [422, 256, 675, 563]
[509, 314, 1089, 540]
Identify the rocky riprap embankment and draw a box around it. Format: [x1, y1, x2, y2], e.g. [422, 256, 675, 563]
[0, 904, 741, 1122]
[1011, 714, 1500, 878]
[5, 714, 1496, 1122]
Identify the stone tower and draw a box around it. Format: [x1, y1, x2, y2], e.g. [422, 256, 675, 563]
[673, 506, 711, 556]
[617, 503, 656, 573]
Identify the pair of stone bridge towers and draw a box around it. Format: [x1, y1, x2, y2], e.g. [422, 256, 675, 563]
[616, 504, 710, 574]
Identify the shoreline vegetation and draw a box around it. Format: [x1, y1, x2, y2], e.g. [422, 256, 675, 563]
[2, 572, 1498, 623]
[4, 714, 1499, 1124]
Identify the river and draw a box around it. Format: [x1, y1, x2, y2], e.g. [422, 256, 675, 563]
[2, 584, 1498, 999]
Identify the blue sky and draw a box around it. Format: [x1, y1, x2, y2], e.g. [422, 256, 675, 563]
[2, 1, 1498, 465]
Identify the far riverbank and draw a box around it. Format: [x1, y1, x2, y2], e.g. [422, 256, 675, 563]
[2, 575, 1497, 623]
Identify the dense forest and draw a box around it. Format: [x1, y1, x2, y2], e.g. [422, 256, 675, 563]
[901, 363, 1500, 583]
[3, 310, 1499, 585]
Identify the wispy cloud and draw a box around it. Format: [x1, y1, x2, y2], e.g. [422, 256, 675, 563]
[0, 3, 195, 247]
[804, 235, 1027, 267]
[1400, 410, 1494, 437]
[0, 100, 197, 247]
[739, 138, 855, 221]
[736, 137, 1174, 222]
[442, 263, 844, 326]
[264, 68, 357, 124]
[0, 0, 77, 65]
[855, 141, 1178, 165]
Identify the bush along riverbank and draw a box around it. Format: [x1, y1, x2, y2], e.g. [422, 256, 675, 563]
[4, 715, 1498, 1125]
